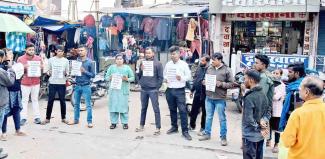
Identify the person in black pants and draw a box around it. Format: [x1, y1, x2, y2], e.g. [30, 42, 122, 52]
[164, 46, 192, 141]
[41, 45, 70, 125]
[135, 48, 163, 135]
[189, 55, 210, 132]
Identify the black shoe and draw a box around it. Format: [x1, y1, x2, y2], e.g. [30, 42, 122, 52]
[166, 127, 178, 134]
[0, 153, 8, 159]
[20, 119, 27, 126]
[110, 124, 117, 129]
[34, 118, 41, 124]
[123, 124, 129, 130]
[182, 132, 192, 141]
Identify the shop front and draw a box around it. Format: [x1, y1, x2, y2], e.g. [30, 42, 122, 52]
[209, 0, 320, 72]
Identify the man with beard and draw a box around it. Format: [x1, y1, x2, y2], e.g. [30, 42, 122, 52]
[279, 62, 306, 131]
[135, 47, 163, 135]
[253, 54, 274, 146]
[18, 43, 43, 126]
[189, 55, 210, 133]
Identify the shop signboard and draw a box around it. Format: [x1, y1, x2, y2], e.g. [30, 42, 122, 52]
[225, 12, 309, 21]
[241, 53, 309, 70]
[210, 0, 320, 13]
[0, 5, 35, 15]
[222, 22, 232, 65]
[303, 22, 311, 55]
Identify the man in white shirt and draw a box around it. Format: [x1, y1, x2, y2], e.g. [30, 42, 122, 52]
[164, 46, 192, 140]
[41, 45, 69, 125]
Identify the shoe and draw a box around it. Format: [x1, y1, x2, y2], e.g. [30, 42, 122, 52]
[0, 153, 8, 159]
[80, 105, 86, 111]
[266, 140, 271, 147]
[135, 126, 144, 132]
[188, 126, 195, 131]
[67, 120, 79, 125]
[221, 138, 228, 146]
[40, 119, 50, 125]
[61, 119, 69, 124]
[153, 129, 160, 136]
[199, 134, 211, 141]
[182, 132, 192, 141]
[197, 131, 206, 136]
[166, 127, 178, 135]
[20, 119, 27, 126]
[87, 123, 93, 128]
[123, 124, 129, 130]
[0, 134, 7, 141]
[110, 124, 117, 129]
[272, 145, 279, 153]
[34, 118, 41, 124]
[15, 131, 26, 136]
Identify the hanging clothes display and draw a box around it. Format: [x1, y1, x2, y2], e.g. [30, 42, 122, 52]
[185, 18, 197, 42]
[86, 36, 94, 60]
[200, 17, 209, 39]
[107, 26, 119, 50]
[141, 17, 154, 36]
[155, 18, 172, 41]
[84, 14, 96, 27]
[74, 28, 81, 44]
[190, 39, 201, 57]
[5, 32, 27, 53]
[114, 15, 125, 32]
[130, 16, 141, 32]
[101, 15, 114, 28]
[176, 18, 189, 41]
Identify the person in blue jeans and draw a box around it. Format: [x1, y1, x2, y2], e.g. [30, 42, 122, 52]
[199, 53, 234, 146]
[68, 45, 95, 128]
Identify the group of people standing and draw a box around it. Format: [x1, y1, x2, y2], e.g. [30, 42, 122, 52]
[0, 41, 325, 159]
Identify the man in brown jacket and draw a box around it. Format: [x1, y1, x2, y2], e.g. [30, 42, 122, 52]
[198, 52, 234, 146]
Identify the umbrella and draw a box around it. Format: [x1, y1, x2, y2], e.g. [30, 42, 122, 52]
[0, 13, 34, 33]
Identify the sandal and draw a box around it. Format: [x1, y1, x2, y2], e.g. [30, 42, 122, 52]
[123, 124, 129, 130]
[153, 129, 161, 136]
[40, 119, 50, 125]
[62, 119, 69, 125]
[15, 131, 26, 136]
[110, 124, 117, 129]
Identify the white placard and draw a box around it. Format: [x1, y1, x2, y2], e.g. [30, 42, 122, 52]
[12, 63, 24, 79]
[142, 61, 154, 77]
[110, 74, 122, 90]
[166, 67, 177, 83]
[205, 74, 217, 92]
[52, 65, 64, 79]
[71, 60, 82, 76]
[27, 61, 41, 77]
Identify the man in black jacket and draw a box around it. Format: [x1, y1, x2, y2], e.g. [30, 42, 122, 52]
[189, 55, 210, 132]
[242, 69, 270, 159]
[135, 47, 164, 135]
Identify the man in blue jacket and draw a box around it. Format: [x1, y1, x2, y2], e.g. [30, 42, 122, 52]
[135, 47, 163, 135]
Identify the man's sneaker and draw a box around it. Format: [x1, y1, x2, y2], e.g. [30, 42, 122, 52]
[166, 127, 178, 135]
[197, 130, 206, 136]
[153, 129, 161, 136]
[40, 119, 50, 125]
[199, 134, 211, 141]
[135, 126, 144, 132]
[20, 119, 27, 126]
[0, 153, 8, 159]
[87, 123, 93, 128]
[182, 132, 192, 141]
[221, 138, 228, 146]
[34, 118, 41, 124]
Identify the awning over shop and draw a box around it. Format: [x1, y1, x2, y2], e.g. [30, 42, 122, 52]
[42, 24, 81, 32]
[0, 13, 34, 33]
[100, 3, 208, 15]
[30, 16, 69, 26]
[210, 0, 320, 13]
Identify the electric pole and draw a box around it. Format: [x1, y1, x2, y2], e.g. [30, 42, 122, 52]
[68, 0, 78, 21]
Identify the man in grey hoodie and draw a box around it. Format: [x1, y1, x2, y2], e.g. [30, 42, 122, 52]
[135, 47, 164, 135]
[0, 50, 16, 159]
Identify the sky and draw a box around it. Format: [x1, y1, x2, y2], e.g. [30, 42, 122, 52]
[61, 0, 172, 20]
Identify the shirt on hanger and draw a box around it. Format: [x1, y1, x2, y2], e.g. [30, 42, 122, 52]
[176, 18, 189, 40]
[6, 32, 27, 52]
[141, 17, 154, 36]
[114, 15, 125, 32]
[186, 18, 197, 41]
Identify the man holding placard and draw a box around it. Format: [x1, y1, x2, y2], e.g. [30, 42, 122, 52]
[135, 47, 163, 135]
[164, 46, 192, 141]
[68, 45, 95, 128]
[199, 53, 234, 146]
[41, 45, 69, 125]
[18, 43, 43, 126]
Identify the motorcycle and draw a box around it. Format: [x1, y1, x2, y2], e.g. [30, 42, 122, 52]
[231, 71, 245, 113]
[67, 71, 108, 111]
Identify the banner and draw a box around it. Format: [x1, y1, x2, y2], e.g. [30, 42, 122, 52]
[210, 0, 320, 13]
[31, 0, 61, 16]
[225, 12, 309, 21]
[241, 54, 309, 70]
